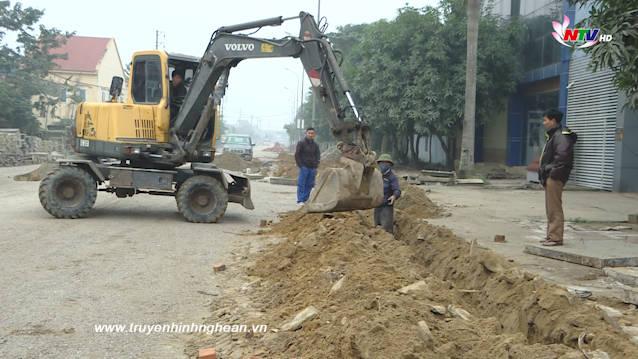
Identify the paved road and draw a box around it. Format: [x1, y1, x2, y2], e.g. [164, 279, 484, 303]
[0, 165, 296, 358]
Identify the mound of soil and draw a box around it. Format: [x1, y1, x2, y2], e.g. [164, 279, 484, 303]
[214, 152, 262, 172]
[189, 184, 638, 358]
[395, 184, 444, 218]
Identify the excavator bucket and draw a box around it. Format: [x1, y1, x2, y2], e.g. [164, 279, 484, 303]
[305, 157, 384, 213]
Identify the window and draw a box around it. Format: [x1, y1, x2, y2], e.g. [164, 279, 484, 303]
[132, 55, 163, 104]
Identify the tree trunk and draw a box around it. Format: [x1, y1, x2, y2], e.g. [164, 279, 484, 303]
[414, 135, 421, 162]
[428, 135, 432, 164]
[458, 0, 480, 177]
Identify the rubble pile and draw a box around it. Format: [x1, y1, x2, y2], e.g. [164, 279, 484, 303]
[190, 186, 638, 358]
[0, 129, 68, 167]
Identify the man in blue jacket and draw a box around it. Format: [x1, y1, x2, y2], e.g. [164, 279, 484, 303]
[374, 154, 401, 234]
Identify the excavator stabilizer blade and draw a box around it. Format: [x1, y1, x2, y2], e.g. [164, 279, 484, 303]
[305, 157, 384, 213]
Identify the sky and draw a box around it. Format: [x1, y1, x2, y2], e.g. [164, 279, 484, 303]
[21, 0, 439, 131]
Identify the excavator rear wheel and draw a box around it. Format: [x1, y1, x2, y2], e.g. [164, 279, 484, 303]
[176, 175, 228, 223]
[39, 166, 97, 219]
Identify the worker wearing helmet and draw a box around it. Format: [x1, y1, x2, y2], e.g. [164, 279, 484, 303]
[375, 153, 401, 234]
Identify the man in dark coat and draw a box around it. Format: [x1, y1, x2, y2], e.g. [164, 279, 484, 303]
[295, 127, 321, 204]
[374, 153, 401, 234]
[538, 109, 577, 246]
[170, 69, 187, 124]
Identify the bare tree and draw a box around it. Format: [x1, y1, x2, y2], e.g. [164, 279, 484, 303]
[458, 0, 480, 177]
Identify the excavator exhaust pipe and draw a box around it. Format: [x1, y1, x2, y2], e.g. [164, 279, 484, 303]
[304, 157, 384, 213]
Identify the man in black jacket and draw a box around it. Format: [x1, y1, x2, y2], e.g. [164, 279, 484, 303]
[538, 109, 577, 246]
[295, 127, 321, 204]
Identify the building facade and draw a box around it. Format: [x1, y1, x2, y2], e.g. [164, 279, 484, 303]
[485, 0, 638, 191]
[37, 36, 125, 129]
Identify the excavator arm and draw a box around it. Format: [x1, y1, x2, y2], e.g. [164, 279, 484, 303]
[169, 12, 383, 212]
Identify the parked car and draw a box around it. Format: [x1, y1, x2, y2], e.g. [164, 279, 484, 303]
[220, 134, 255, 161]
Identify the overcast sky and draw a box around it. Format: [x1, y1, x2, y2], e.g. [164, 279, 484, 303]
[22, 0, 438, 131]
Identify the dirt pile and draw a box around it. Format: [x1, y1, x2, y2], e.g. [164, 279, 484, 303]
[213, 152, 262, 172]
[395, 184, 444, 218]
[13, 162, 58, 181]
[190, 187, 638, 358]
[271, 153, 299, 178]
[271, 149, 348, 179]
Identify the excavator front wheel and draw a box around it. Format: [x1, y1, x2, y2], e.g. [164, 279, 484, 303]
[39, 166, 97, 219]
[176, 175, 228, 223]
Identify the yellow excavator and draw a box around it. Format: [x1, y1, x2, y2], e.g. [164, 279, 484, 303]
[39, 12, 383, 222]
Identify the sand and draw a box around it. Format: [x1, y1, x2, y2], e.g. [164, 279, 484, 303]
[188, 184, 638, 359]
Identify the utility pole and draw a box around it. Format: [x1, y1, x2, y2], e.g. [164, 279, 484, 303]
[155, 30, 159, 50]
[459, 0, 480, 177]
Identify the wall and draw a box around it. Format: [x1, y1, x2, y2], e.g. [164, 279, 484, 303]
[482, 110, 508, 163]
[414, 134, 447, 166]
[97, 39, 126, 102]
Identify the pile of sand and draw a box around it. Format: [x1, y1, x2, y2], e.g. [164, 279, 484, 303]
[395, 184, 444, 218]
[213, 152, 262, 172]
[271, 153, 299, 178]
[188, 184, 638, 358]
[271, 149, 350, 179]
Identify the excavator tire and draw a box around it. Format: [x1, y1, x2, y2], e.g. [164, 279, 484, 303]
[176, 175, 228, 223]
[39, 166, 97, 219]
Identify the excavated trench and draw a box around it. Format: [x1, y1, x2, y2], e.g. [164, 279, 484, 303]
[192, 185, 638, 358]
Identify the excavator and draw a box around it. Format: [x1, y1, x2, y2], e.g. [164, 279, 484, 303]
[39, 12, 383, 223]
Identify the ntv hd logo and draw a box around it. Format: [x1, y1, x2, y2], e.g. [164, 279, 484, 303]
[551, 15, 613, 48]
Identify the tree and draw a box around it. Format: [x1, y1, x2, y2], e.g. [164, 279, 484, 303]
[0, 1, 71, 133]
[290, 0, 524, 167]
[458, 0, 480, 176]
[571, 0, 638, 108]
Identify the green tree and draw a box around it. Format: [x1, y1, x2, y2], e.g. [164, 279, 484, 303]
[572, 0, 638, 108]
[290, 1, 524, 167]
[0, 1, 71, 133]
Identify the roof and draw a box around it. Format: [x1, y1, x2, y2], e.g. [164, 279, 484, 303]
[50, 36, 112, 73]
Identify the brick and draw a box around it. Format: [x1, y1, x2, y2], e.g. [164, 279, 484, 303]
[494, 234, 506, 243]
[213, 263, 226, 272]
[197, 347, 216, 359]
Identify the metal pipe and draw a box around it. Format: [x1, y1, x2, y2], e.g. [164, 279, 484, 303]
[217, 16, 284, 33]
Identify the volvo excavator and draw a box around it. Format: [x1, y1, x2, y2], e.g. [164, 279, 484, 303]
[39, 12, 383, 223]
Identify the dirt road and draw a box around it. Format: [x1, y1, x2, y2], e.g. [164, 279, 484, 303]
[0, 165, 296, 358]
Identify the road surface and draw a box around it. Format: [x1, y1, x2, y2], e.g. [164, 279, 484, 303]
[0, 165, 296, 358]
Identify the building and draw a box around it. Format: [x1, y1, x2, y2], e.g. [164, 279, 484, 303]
[483, 0, 638, 191]
[36, 36, 125, 128]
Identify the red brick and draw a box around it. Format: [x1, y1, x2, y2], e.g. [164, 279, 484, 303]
[197, 347, 216, 359]
[213, 263, 226, 272]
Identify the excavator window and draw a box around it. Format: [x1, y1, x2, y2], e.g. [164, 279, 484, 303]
[131, 55, 163, 104]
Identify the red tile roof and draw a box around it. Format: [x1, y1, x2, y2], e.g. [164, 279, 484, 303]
[51, 36, 111, 72]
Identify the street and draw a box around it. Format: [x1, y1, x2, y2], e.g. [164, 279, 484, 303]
[0, 165, 296, 358]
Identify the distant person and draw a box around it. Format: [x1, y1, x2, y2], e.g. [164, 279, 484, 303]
[294, 127, 320, 205]
[170, 69, 187, 123]
[538, 109, 577, 246]
[375, 154, 401, 234]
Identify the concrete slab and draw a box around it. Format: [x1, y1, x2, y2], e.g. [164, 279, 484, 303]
[524, 239, 638, 268]
[604, 267, 638, 287]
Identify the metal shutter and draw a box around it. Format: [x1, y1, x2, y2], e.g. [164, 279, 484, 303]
[566, 54, 617, 190]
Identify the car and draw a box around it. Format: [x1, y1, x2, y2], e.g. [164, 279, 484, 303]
[220, 134, 255, 161]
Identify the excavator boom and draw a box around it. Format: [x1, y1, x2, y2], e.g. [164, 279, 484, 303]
[169, 12, 383, 212]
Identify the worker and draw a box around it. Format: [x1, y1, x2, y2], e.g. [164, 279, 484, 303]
[170, 69, 187, 123]
[538, 109, 577, 247]
[374, 153, 401, 234]
[295, 127, 320, 205]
